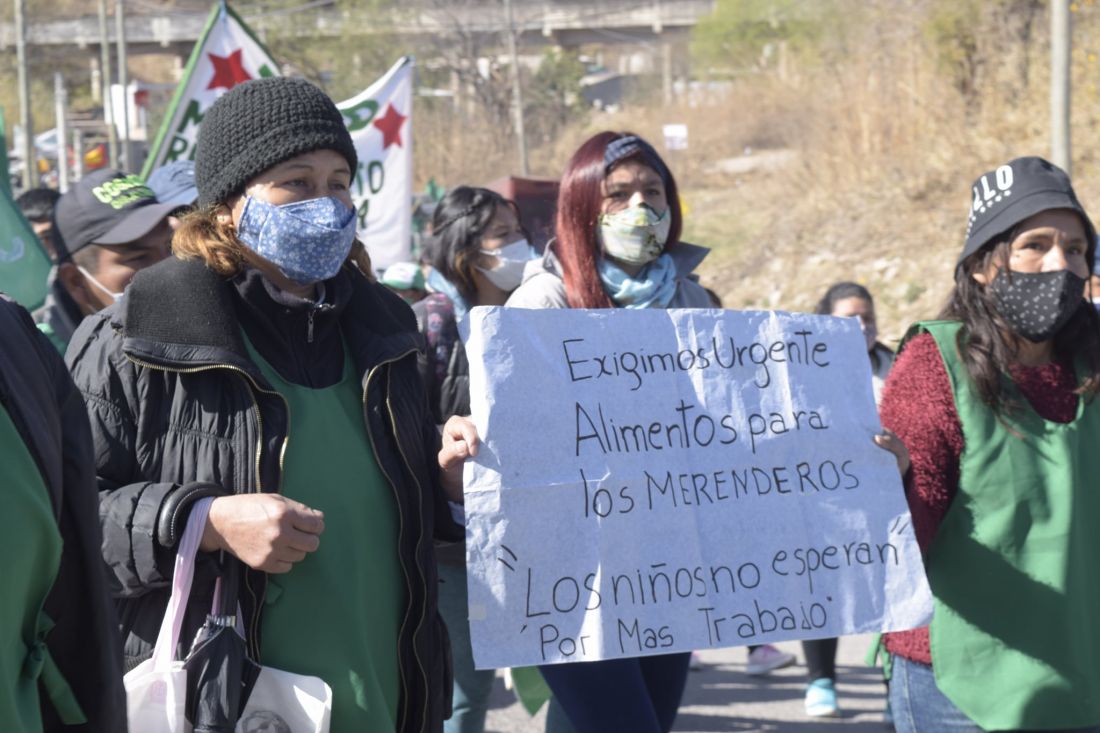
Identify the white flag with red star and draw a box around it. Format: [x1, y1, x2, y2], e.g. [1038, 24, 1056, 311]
[338, 57, 413, 270]
[142, 2, 279, 177]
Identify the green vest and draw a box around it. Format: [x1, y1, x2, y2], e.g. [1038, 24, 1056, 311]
[0, 402, 67, 729]
[245, 336, 405, 732]
[916, 320, 1100, 730]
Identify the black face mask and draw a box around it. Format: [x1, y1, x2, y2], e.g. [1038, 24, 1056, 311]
[989, 268, 1086, 343]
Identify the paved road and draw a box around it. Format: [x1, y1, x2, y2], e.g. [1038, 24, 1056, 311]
[484, 635, 894, 732]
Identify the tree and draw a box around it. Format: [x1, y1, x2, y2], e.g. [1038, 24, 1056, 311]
[690, 0, 831, 74]
[524, 48, 587, 146]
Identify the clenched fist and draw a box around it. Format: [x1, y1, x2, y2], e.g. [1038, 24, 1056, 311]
[200, 493, 325, 573]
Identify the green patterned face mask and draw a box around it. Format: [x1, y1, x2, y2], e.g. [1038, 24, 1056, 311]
[597, 204, 670, 265]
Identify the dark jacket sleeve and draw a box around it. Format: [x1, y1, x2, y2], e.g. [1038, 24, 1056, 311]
[66, 310, 227, 597]
[0, 299, 128, 732]
[426, 410, 464, 544]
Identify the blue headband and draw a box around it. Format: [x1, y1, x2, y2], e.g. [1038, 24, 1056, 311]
[603, 135, 671, 186]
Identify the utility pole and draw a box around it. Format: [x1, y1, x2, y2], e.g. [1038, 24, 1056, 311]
[116, 0, 130, 172]
[98, 0, 118, 169]
[504, 0, 530, 176]
[73, 129, 85, 182]
[15, 0, 37, 190]
[55, 73, 69, 192]
[1051, 0, 1071, 174]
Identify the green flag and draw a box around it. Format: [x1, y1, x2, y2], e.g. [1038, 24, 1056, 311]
[0, 197, 50, 310]
[141, 2, 279, 177]
[0, 108, 51, 310]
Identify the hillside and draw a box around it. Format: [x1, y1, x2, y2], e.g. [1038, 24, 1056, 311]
[607, 0, 1100, 344]
[7, 0, 1100, 348]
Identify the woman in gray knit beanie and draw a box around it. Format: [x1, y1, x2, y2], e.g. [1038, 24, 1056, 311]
[67, 75, 473, 732]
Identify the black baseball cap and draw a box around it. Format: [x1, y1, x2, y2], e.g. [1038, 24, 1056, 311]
[961, 156, 1096, 269]
[54, 168, 177, 258]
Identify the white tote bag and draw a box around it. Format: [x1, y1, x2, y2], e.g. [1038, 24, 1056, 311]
[125, 498, 332, 732]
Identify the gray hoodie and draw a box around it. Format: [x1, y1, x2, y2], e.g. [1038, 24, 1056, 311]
[506, 240, 713, 309]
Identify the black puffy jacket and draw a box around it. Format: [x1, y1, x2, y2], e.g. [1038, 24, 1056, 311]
[66, 257, 462, 733]
[0, 295, 125, 732]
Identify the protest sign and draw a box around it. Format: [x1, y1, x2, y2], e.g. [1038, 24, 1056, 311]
[141, 2, 279, 176]
[338, 57, 413, 270]
[463, 307, 932, 669]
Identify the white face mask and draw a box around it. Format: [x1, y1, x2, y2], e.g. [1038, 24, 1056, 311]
[77, 265, 123, 302]
[476, 238, 536, 291]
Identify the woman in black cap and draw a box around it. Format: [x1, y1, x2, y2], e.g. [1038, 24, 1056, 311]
[879, 156, 1100, 732]
[66, 76, 474, 732]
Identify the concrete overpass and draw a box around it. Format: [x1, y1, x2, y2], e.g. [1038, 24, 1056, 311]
[1, 1, 716, 58]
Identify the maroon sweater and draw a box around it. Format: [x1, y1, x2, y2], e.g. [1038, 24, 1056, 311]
[879, 332, 1079, 665]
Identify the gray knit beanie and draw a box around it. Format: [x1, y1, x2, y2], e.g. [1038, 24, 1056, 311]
[194, 77, 358, 207]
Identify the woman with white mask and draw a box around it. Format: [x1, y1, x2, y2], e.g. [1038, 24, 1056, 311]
[412, 186, 536, 733]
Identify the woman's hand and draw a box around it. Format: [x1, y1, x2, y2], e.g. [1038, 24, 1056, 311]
[200, 494, 325, 573]
[874, 429, 911, 477]
[438, 416, 480, 503]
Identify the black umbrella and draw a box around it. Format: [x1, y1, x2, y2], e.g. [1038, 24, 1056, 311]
[184, 557, 261, 733]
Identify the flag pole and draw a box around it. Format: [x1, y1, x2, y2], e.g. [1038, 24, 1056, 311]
[98, 0, 118, 169]
[55, 72, 69, 192]
[15, 0, 37, 189]
[72, 129, 84, 182]
[116, 0, 130, 172]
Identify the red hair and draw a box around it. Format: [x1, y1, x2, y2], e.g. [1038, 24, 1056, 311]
[555, 131, 683, 309]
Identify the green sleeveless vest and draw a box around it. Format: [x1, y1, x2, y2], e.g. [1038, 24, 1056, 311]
[914, 320, 1100, 730]
[243, 335, 404, 731]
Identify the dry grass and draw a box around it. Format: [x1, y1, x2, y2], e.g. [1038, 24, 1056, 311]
[12, 1, 1100, 350]
[412, 4, 1100, 346]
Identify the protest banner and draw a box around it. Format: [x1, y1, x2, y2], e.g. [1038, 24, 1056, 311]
[463, 307, 932, 669]
[141, 2, 279, 176]
[0, 108, 50, 310]
[337, 57, 413, 270]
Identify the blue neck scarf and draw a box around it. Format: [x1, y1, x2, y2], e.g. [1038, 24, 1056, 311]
[598, 253, 677, 309]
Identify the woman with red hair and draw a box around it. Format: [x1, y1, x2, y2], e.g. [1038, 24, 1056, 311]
[507, 131, 709, 732]
[507, 131, 711, 312]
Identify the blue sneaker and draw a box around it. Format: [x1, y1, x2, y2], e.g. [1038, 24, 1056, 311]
[805, 677, 839, 717]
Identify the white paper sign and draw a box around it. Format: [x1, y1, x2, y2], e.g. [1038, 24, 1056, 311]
[463, 307, 932, 669]
[662, 123, 688, 151]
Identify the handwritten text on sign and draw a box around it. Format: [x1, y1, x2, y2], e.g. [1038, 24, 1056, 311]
[462, 307, 932, 669]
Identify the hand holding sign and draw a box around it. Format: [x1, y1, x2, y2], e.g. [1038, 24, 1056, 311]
[440, 415, 479, 503]
[461, 307, 931, 670]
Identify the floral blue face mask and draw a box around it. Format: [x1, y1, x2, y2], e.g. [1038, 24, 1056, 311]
[236, 195, 358, 285]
